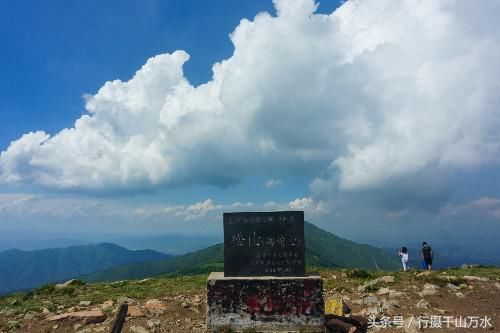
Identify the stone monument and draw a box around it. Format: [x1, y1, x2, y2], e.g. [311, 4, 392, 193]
[207, 211, 324, 332]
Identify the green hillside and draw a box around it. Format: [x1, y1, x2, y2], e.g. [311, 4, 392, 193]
[0, 243, 169, 294]
[82, 222, 400, 282]
[304, 222, 400, 270]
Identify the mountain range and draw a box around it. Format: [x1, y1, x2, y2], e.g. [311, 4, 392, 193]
[1, 222, 407, 294]
[81, 222, 401, 282]
[0, 243, 169, 294]
[111, 234, 221, 255]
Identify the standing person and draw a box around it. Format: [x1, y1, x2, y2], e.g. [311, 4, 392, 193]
[421, 242, 433, 270]
[398, 247, 409, 271]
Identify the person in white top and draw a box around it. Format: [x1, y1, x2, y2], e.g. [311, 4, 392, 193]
[398, 246, 409, 271]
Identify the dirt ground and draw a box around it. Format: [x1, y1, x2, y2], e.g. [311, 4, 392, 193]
[1, 269, 499, 332]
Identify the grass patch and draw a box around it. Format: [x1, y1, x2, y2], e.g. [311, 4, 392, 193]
[421, 275, 449, 288]
[0, 273, 208, 313]
[36, 284, 56, 294]
[347, 269, 373, 279]
[0, 267, 497, 314]
[447, 266, 500, 279]
[6, 320, 20, 332]
[364, 284, 379, 292]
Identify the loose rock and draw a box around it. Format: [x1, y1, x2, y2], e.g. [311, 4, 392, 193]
[379, 276, 395, 283]
[117, 297, 136, 304]
[419, 283, 439, 296]
[23, 311, 36, 320]
[147, 319, 161, 329]
[325, 318, 357, 333]
[145, 299, 167, 315]
[363, 296, 378, 305]
[55, 279, 79, 289]
[101, 300, 114, 311]
[130, 326, 150, 333]
[389, 290, 403, 298]
[377, 287, 390, 295]
[127, 305, 145, 318]
[381, 299, 399, 314]
[446, 283, 460, 290]
[464, 275, 489, 282]
[366, 305, 379, 317]
[416, 299, 430, 309]
[46, 310, 106, 324]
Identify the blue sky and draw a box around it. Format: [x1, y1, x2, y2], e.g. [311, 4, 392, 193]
[0, 0, 271, 147]
[1, 0, 500, 262]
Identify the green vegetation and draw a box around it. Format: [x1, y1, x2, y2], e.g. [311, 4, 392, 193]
[0, 267, 498, 317]
[0, 243, 169, 294]
[0, 274, 207, 316]
[82, 222, 401, 283]
[347, 269, 373, 279]
[447, 266, 500, 279]
[81, 244, 224, 282]
[304, 222, 400, 271]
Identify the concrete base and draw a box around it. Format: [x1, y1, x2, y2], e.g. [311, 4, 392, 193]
[206, 272, 324, 332]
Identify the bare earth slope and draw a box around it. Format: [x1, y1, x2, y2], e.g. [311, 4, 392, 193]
[0, 267, 498, 332]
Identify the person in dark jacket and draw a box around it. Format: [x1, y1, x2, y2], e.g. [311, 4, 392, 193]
[421, 242, 433, 270]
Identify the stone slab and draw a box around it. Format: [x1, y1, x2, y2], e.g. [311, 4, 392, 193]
[223, 211, 305, 277]
[207, 272, 324, 332]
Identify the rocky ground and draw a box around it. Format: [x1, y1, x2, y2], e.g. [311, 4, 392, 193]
[0, 267, 498, 332]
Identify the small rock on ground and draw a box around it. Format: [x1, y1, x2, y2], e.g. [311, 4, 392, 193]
[130, 325, 150, 333]
[377, 287, 390, 295]
[46, 310, 106, 324]
[379, 276, 395, 283]
[464, 275, 489, 282]
[416, 299, 430, 309]
[127, 305, 145, 318]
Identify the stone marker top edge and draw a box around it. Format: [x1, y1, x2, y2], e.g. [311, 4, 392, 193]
[208, 272, 321, 281]
[223, 211, 303, 214]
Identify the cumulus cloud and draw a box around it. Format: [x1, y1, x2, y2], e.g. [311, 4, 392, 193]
[1, 0, 500, 196]
[261, 196, 330, 216]
[288, 197, 330, 215]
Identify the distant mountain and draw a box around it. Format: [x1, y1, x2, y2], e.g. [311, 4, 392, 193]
[0, 243, 169, 294]
[304, 222, 400, 270]
[111, 234, 221, 255]
[0, 238, 89, 252]
[82, 222, 400, 282]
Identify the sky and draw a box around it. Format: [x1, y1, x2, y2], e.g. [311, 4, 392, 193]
[1, 0, 500, 261]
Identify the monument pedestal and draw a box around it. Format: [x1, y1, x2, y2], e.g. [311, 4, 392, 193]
[206, 272, 324, 332]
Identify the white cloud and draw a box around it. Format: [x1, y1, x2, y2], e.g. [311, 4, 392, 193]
[0, 194, 327, 223]
[265, 179, 282, 188]
[441, 197, 500, 220]
[288, 197, 330, 216]
[0, 194, 113, 218]
[1, 0, 499, 195]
